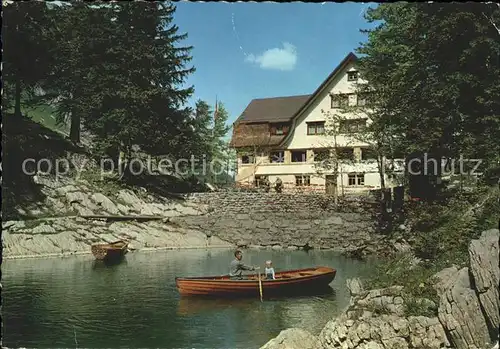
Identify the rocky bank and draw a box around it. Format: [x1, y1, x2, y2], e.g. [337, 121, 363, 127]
[2, 175, 400, 259]
[2, 176, 232, 259]
[260, 228, 500, 349]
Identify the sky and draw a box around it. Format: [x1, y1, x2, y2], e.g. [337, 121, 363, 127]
[173, 2, 378, 130]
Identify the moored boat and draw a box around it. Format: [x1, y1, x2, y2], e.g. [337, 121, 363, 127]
[175, 266, 336, 298]
[91, 240, 129, 261]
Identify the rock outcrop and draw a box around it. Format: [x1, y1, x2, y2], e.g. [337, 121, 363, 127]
[318, 284, 448, 349]
[433, 266, 491, 349]
[260, 328, 319, 349]
[2, 177, 233, 258]
[260, 228, 500, 349]
[468, 229, 500, 340]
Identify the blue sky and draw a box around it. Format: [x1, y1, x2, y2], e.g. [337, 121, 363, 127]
[173, 2, 378, 130]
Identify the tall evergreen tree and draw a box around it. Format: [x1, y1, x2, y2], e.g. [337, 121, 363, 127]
[2, 1, 52, 116]
[357, 3, 500, 170]
[83, 1, 196, 163]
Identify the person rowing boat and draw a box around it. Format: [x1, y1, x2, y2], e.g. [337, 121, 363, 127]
[229, 250, 256, 279]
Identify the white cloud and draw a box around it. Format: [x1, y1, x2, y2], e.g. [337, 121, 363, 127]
[245, 42, 297, 71]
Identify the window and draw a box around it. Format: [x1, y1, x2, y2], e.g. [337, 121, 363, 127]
[339, 119, 367, 133]
[295, 175, 311, 186]
[361, 148, 378, 160]
[291, 150, 307, 162]
[331, 94, 349, 108]
[270, 123, 288, 136]
[348, 173, 365, 186]
[347, 71, 359, 81]
[241, 155, 255, 164]
[307, 122, 325, 135]
[270, 150, 285, 163]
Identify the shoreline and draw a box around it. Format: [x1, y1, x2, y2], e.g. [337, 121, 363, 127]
[1, 244, 351, 261]
[2, 244, 236, 261]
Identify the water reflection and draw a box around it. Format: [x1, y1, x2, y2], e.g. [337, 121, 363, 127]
[92, 257, 128, 269]
[3, 249, 370, 348]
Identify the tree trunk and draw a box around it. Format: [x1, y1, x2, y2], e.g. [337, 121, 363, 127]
[374, 153, 386, 203]
[69, 108, 81, 144]
[14, 78, 22, 117]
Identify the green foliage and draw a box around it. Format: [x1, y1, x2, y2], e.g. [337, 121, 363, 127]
[363, 253, 440, 317]
[362, 184, 499, 316]
[403, 297, 437, 318]
[185, 99, 233, 184]
[2, 1, 53, 116]
[357, 3, 500, 166]
[405, 185, 499, 264]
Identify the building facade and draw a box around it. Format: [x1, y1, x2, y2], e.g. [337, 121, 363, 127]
[229, 52, 403, 194]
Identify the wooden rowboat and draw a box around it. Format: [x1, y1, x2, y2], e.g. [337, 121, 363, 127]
[175, 266, 336, 298]
[91, 240, 129, 261]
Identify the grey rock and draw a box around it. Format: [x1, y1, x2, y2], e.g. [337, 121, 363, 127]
[468, 229, 499, 337]
[346, 278, 364, 296]
[2, 221, 25, 231]
[117, 190, 142, 207]
[32, 224, 57, 234]
[434, 266, 491, 349]
[55, 185, 79, 196]
[91, 193, 120, 215]
[260, 328, 318, 349]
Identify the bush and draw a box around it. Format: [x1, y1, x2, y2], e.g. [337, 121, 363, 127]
[362, 253, 441, 317]
[404, 185, 499, 265]
[360, 185, 499, 317]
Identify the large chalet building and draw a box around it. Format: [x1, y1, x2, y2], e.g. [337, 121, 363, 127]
[229, 52, 402, 194]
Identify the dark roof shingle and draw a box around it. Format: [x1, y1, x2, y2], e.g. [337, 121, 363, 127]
[236, 94, 311, 123]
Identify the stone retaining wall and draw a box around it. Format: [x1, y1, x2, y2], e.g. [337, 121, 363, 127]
[175, 190, 394, 254]
[187, 191, 379, 215]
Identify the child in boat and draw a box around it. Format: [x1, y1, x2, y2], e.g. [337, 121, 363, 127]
[265, 260, 275, 280]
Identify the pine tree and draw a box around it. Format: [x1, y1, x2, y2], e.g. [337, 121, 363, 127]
[81, 1, 197, 165]
[357, 3, 500, 170]
[2, 1, 52, 116]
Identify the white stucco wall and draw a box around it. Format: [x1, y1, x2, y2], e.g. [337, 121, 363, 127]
[234, 58, 404, 193]
[285, 62, 370, 150]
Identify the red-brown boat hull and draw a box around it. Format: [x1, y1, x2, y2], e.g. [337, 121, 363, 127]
[175, 266, 336, 298]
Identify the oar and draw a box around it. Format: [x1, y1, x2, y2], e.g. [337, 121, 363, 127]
[255, 267, 263, 302]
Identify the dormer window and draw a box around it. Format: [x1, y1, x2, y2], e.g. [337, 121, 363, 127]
[270, 123, 288, 135]
[347, 71, 359, 81]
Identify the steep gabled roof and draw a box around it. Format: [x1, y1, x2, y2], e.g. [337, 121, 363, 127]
[235, 94, 311, 124]
[278, 52, 358, 146]
[230, 52, 359, 149]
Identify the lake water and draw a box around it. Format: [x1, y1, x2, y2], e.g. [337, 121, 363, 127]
[2, 248, 369, 348]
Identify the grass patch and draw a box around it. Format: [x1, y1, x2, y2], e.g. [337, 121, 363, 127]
[25, 104, 68, 134]
[364, 302, 393, 316]
[404, 297, 437, 318]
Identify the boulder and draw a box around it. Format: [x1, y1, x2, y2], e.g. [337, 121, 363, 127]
[319, 312, 449, 349]
[346, 278, 364, 297]
[468, 229, 499, 338]
[260, 328, 319, 349]
[433, 266, 491, 349]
